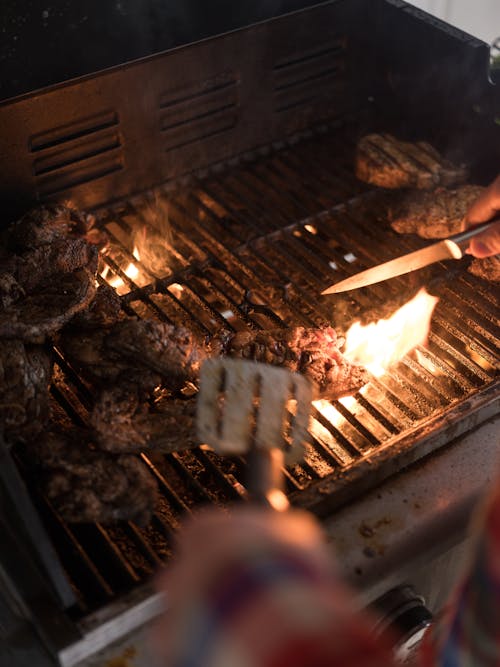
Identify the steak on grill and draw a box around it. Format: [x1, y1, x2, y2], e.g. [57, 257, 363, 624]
[2, 238, 98, 293]
[111, 319, 205, 387]
[356, 134, 467, 190]
[212, 326, 370, 398]
[468, 256, 500, 282]
[27, 428, 159, 525]
[390, 185, 485, 238]
[0, 340, 52, 443]
[69, 283, 123, 330]
[3, 203, 94, 252]
[59, 318, 205, 391]
[90, 385, 197, 453]
[0, 268, 97, 343]
[0, 202, 100, 343]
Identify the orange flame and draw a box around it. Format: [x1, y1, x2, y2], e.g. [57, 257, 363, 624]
[342, 288, 439, 377]
[100, 245, 141, 294]
[100, 195, 174, 294]
[131, 197, 173, 278]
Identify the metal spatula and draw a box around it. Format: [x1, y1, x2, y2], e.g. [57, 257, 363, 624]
[196, 358, 313, 511]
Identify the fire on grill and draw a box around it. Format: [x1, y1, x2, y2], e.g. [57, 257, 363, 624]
[1, 178, 454, 527]
[1, 201, 389, 525]
[0, 3, 499, 661]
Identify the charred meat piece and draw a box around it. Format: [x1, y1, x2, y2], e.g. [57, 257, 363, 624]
[390, 185, 485, 238]
[212, 326, 370, 398]
[59, 326, 162, 390]
[0, 273, 24, 309]
[0, 269, 96, 343]
[27, 428, 158, 525]
[3, 203, 94, 252]
[69, 283, 123, 330]
[90, 385, 197, 453]
[109, 320, 206, 388]
[468, 255, 500, 282]
[356, 134, 467, 190]
[60, 319, 205, 390]
[2, 238, 98, 292]
[0, 340, 52, 443]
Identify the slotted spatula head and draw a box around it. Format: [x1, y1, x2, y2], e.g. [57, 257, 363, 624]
[196, 358, 312, 465]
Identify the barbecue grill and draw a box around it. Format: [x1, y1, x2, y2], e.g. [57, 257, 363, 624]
[1, 1, 499, 665]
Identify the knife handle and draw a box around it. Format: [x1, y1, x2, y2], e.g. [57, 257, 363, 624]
[449, 219, 500, 253]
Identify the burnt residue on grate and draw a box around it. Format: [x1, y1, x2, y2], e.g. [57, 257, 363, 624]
[26, 126, 499, 617]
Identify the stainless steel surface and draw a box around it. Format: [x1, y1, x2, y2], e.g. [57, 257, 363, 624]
[321, 219, 499, 294]
[371, 585, 432, 661]
[324, 414, 500, 605]
[59, 590, 165, 667]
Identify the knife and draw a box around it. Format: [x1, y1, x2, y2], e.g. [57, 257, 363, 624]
[321, 219, 498, 295]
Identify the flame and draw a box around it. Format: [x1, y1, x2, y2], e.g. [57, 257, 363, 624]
[100, 195, 175, 295]
[131, 196, 173, 278]
[169, 283, 184, 299]
[343, 288, 439, 377]
[100, 245, 141, 294]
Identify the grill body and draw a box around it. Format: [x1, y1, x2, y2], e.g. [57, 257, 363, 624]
[0, 2, 499, 665]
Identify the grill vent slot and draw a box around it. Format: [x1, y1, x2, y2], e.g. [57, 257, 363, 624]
[30, 110, 123, 196]
[159, 73, 239, 152]
[273, 41, 345, 113]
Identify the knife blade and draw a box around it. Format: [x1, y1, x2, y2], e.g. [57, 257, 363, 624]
[321, 219, 498, 295]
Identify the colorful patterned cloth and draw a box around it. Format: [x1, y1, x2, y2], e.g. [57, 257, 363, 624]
[417, 485, 500, 667]
[159, 485, 500, 667]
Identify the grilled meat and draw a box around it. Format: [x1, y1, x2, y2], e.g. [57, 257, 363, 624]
[69, 283, 123, 330]
[0, 340, 52, 443]
[0, 202, 100, 343]
[390, 185, 485, 238]
[60, 318, 205, 390]
[468, 256, 500, 282]
[356, 134, 467, 190]
[111, 320, 205, 387]
[0, 273, 24, 309]
[0, 269, 96, 342]
[0, 269, 96, 343]
[91, 385, 197, 453]
[3, 203, 93, 252]
[27, 428, 158, 525]
[2, 238, 98, 293]
[59, 325, 162, 389]
[212, 326, 370, 398]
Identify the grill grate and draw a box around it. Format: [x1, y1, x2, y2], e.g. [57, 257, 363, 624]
[20, 125, 499, 618]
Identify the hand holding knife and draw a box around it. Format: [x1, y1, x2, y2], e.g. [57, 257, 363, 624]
[321, 219, 499, 295]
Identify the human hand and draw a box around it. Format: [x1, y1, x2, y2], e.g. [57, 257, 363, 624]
[151, 506, 338, 665]
[465, 175, 500, 257]
[153, 505, 330, 607]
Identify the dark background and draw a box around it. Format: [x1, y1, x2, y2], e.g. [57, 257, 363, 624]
[0, 0, 323, 101]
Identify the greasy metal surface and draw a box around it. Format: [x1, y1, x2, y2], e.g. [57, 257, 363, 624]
[0, 0, 368, 219]
[1, 0, 496, 221]
[29, 125, 498, 624]
[324, 415, 500, 606]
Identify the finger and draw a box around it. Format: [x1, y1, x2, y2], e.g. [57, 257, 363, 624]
[468, 220, 500, 258]
[466, 175, 500, 225]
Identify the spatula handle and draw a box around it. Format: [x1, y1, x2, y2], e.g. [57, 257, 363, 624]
[246, 448, 290, 512]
